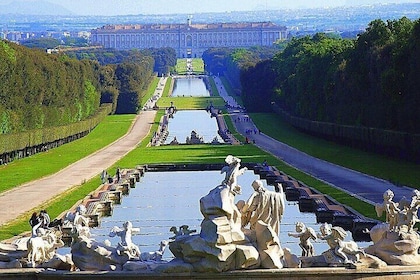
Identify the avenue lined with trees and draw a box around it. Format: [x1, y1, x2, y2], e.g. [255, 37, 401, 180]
[0, 17, 418, 240]
[0, 41, 177, 162]
[203, 17, 420, 161]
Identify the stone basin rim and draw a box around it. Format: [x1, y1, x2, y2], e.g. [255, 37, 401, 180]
[2, 265, 420, 280]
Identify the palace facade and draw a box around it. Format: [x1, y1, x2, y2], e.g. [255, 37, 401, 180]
[90, 19, 287, 58]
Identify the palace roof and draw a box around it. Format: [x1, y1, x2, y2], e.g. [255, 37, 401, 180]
[92, 22, 286, 33]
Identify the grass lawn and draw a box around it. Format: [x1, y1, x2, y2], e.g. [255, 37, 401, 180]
[191, 58, 204, 73]
[157, 96, 225, 110]
[0, 114, 136, 194]
[174, 58, 205, 74]
[251, 113, 420, 189]
[0, 74, 162, 194]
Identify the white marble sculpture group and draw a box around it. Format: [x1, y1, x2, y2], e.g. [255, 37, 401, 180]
[0, 155, 420, 272]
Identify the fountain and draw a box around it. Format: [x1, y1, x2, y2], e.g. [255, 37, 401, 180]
[1, 155, 420, 279]
[163, 110, 222, 145]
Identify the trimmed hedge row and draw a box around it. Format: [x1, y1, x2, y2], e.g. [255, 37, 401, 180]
[272, 104, 420, 161]
[0, 104, 112, 155]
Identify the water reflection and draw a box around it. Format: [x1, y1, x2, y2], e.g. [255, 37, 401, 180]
[164, 110, 222, 144]
[89, 170, 370, 260]
[172, 77, 210, 97]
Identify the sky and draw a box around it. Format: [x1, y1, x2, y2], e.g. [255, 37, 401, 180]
[4, 0, 420, 15]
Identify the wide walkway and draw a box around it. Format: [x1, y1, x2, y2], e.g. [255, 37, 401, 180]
[0, 108, 156, 227]
[0, 76, 171, 227]
[213, 77, 415, 205]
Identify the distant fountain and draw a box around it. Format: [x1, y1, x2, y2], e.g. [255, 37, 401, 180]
[186, 130, 204, 144]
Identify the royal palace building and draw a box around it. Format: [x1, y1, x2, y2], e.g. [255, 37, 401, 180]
[90, 19, 287, 58]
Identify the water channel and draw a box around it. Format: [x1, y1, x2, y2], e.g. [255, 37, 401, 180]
[164, 110, 222, 144]
[87, 170, 369, 260]
[61, 76, 369, 260]
[171, 77, 210, 97]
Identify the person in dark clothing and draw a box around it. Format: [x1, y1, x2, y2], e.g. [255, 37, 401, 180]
[29, 212, 41, 228]
[116, 167, 122, 183]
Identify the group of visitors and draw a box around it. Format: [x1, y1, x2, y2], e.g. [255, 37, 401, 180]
[245, 128, 260, 135]
[100, 168, 121, 184]
[235, 116, 251, 123]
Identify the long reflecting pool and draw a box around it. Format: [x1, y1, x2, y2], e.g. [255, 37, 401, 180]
[164, 110, 222, 144]
[172, 77, 210, 97]
[88, 170, 369, 260]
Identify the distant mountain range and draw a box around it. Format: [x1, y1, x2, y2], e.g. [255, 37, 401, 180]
[0, 0, 73, 15]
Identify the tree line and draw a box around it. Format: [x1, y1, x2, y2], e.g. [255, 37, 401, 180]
[202, 45, 285, 95]
[0, 40, 102, 134]
[241, 17, 420, 134]
[66, 47, 176, 113]
[203, 17, 420, 160]
[65, 47, 177, 77]
[0, 41, 178, 135]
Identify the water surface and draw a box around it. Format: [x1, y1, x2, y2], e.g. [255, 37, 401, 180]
[89, 170, 370, 260]
[172, 77, 210, 97]
[164, 110, 222, 144]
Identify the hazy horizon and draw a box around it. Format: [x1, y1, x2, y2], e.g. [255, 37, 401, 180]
[2, 0, 419, 16]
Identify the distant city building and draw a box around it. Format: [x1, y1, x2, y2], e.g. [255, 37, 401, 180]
[90, 19, 287, 58]
[2, 30, 88, 44]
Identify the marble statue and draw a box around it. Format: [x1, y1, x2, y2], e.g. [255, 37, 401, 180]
[317, 223, 365, 265]
[109, 221, 141, 259]
[288, 222, 317, 257]
[70, 221, 171, 271]
[375, 189, 401, 231]
[374, 189, 420, 235]
[165, 156, 294, 272]
[140, 240, 169, 261]
[180, 225, 197, 235]
[170, 225, 196, 240]
[220, 154, 247, 190]
[0, 217, 66, 269]
[169, 226, 182, 240]
[64, 205, 90, 228]
[169, 136, 179, 145]
[365, 188, 420, 265]
[241, 180, 284, 235]
[406, 189, 420, 232]
[71, 224, 128, 271]
[186, 130, 204, 144]
[298, 223, 386, 269]
[26, 223, 64, 268]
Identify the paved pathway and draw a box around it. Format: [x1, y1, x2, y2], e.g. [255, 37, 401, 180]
[0, 76, 170, 227]
[213, 77, 415, 205]
[0, 109, 156, 227]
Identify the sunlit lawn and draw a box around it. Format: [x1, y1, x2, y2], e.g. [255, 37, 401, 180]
[251, 113, 420, 188]
[157, 96, 225, 109]
[175, 58, 205, 74]
[0, 114, 136, 194]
